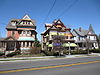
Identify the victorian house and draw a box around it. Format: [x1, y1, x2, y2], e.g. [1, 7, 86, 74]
[41, 19, 77, 52]
[0, 15, 37, 54]
[72, 24, 98, 50]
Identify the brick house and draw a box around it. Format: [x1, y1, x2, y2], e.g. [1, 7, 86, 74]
[0, 15, 37, 54]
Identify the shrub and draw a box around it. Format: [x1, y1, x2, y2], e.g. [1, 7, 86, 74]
[6, 50, 21, 57]
[89, 49, 100, 53]
[6, 52, 16, 57]
[0, 52, 4, 56]
[71, 50, 87, 55]
[15, 50, 21, 55]
[63, 50, 69, 55]
[30, 47, 41, 54]
[43, 50, 59, 56]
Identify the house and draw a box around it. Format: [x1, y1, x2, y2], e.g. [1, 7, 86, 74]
[41, 19, 77, 53]
[0, 14, 37, 54]
[72, 24, 98, 50]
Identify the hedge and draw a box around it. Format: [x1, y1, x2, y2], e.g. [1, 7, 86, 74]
[0, 52, 4, 56]
[71, 50, 87, 55]
[6, 50, 21, 57]
[89, 49, 100, 53]
[43, 50, 59, 56]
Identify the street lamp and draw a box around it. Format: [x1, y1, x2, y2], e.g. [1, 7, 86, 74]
[68, 42, 71, 55]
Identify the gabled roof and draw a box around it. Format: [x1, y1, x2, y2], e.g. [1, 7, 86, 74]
[0, 36, 17, 41]
[54, 19, 66, 28]
[41, 19, 70, 35]
[72, 29, 88, 37]
[0, 38, 5, 41]
[6, 14, 36, 29]
[4, 36, 17, 41]
[6, 22, 17, 29]
[45, 23, 52, 27]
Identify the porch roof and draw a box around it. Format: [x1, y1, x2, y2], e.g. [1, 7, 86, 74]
[63, 43, 77, 47]
[18, 37, 34, 41]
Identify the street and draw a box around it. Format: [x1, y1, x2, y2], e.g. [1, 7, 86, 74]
[0, 56, 100, 75]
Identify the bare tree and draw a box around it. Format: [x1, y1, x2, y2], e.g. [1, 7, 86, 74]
[96, 34, 100, 48]
[85, 38, 90, 54]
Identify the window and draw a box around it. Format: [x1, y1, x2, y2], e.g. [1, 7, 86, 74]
[66, 36, 68, 39]
[12, 31, 15, 36]
[12, 22, 16, 26]
[28, 21, 30, 24]
[23, 31, 26, 34]
[94, 36, 96, 40]
[70, 37, 72, 39]
[27, 31, 30, 34]
[89, 36, 90, 40]
[79, 37, 80, 41]
[23, 21, 25, 24]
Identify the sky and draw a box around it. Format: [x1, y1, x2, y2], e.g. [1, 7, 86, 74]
[0, 0, 100, 41]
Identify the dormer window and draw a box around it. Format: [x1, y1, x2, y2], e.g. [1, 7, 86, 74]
[23, 21, 25, 24]
[11, 21, 16, 26]
[28, 21, 30, 24]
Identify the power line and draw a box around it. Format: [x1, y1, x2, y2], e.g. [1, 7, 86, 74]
[43, 0, 57, 24]
[56, 0, 79, 19]
[38, 0, 57, 31]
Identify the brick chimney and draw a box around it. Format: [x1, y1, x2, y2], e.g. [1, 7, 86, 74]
[79, 27, 82, 32]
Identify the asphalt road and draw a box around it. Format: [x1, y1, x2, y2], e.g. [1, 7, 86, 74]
[0, 56, 100, 75]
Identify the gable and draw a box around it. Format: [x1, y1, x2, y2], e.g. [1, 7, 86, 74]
[55, 19, 63, 25]
[22, 14, 31, 20]
[51, 25, 57, 29]
[4, 36, 17, 41]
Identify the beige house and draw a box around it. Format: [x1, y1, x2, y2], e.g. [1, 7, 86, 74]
[41, 19, 77, 53]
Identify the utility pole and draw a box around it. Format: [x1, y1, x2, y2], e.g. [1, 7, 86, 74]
[68, 42, 71, 55]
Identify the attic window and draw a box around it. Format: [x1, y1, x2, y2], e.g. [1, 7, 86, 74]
[58, 21, 61, 23]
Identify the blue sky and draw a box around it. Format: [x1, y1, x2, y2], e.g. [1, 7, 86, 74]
[0, 0, 100, 40]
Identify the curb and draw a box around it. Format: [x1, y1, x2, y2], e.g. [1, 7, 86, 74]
[0, 54, 100, 63]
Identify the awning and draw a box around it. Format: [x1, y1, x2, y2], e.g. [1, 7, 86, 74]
[46, 42, 49, 45]
[48, 44, 53, 47]
[62, 43, 77, 47]
[62, 43, 69, 47]
[70, 43, 77, 47]
[50, 32, 57, 35]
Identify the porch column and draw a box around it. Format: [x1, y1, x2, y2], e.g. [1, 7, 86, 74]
[2, 42, 4, 48]
[82, 43, 84, 49]
[14, 42, 17, 50]
[21, 42, 23, 47]
[4, 42, 6, 49]
[29, 42, 31, 47]
[41, 35, 44, 50]
[4, 42, 7, 55]
[32, 42, 34, 47]
[22, 31, 23, 36]
[25, 42, 27, 47]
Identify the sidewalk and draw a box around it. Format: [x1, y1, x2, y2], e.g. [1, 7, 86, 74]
[0, 53, 100, 63]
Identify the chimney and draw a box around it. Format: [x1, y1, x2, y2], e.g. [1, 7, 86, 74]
[79, 27, 82, 32]
[53, 19, 57, 23]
